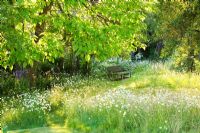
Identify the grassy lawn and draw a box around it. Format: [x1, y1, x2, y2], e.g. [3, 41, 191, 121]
[1, 61, 200, 133]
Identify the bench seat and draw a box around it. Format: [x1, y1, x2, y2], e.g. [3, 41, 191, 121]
[107, 66, 131, 80]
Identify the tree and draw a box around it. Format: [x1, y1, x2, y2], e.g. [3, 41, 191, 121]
[0, 0, 150, 73]
[153, 0, 200, 72]
[0, 0, 64, 70]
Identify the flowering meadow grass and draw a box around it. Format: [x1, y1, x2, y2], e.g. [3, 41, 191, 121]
[1, 61, 200, 132]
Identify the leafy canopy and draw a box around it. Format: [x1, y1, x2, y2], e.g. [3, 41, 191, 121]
[0, 0, 151, 70]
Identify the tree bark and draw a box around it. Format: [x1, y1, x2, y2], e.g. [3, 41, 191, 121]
[34, 1, 53, 43]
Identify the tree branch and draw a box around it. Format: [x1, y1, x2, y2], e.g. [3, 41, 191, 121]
[82, 3, 121, 26]
[56, 0, 73, 18]
[34, 1, 53, 43]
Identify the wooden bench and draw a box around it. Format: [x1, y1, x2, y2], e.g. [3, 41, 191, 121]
[107, 65, 131, 80]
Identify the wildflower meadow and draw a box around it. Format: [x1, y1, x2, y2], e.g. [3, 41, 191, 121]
[1, 61, 200, 132]
[1, 0, 200, 132]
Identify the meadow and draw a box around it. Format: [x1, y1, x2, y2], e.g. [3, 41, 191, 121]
[1, 61, 200, 133]
[1, 0, 199, 132]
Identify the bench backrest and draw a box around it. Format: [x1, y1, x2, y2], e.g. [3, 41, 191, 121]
[107, 66, 125, 73]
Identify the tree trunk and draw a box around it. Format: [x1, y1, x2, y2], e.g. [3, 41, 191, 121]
[187, 36, 195, 72]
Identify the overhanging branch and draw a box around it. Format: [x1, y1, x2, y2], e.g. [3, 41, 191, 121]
[82, 3, 121, 26]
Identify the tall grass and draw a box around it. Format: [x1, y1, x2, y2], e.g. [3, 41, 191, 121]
[1, 61, 200, 133]
[124, 61, 200, 90]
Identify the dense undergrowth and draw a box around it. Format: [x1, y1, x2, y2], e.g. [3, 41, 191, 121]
[1, 61, 200, 133]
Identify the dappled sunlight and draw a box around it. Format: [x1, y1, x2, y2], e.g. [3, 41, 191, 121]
[122, 61, 200, 90]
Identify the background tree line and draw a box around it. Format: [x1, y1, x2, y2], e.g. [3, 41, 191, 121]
[145, 0, 200, 72]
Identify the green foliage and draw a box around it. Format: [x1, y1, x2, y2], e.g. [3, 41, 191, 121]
[0, 0, 150, 70]
[153, 0, 200, 72]
[0, 0, 64, 69]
